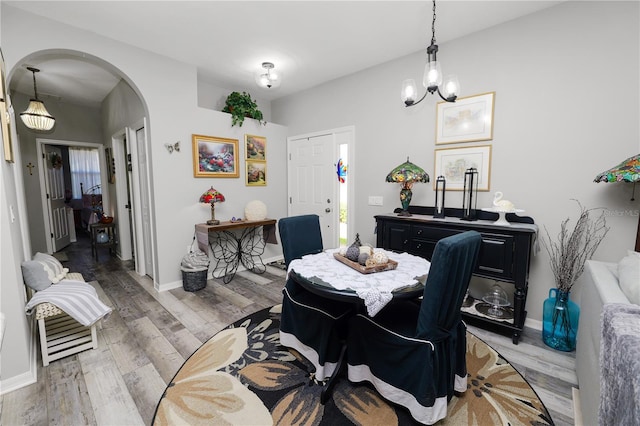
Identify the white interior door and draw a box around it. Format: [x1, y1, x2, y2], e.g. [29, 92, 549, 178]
[113, 132, 133, 261]
[43, 144, 70, 252]
[135, 125, 153, 278]
[288, 134, 337, 248]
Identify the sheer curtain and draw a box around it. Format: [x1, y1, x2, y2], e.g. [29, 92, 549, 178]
[69, 147, 101, 198]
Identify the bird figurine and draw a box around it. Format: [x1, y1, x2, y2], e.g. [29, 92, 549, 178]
[493, 191, 515, 211]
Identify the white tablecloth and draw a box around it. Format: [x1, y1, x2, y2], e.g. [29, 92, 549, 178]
[288, 249, 430, 316]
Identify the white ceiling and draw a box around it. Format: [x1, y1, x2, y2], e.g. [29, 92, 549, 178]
[6, 1, 563, 107]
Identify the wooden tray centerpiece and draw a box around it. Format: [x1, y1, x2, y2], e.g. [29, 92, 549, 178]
[333, 253, 398, 274]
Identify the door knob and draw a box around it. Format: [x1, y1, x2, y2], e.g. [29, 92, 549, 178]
[325, 208, 331, 213]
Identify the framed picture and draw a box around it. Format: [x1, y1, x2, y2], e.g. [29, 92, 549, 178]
[434, 145, 492, 191]
[435, 92, 495, 145]
[192, 134, 239, 178]
[105, 147, 115, 183]
[245, 134, 266, 160]
[0, 48, 14, 163]
[246, 160, 266, 186]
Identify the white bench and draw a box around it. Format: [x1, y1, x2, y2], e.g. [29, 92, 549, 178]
[33, 272, 98, 366]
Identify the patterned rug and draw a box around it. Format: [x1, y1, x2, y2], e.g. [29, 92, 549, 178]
[153, 305, 552, 425]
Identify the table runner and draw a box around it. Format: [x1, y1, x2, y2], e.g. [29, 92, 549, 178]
[288, 249, 430, 316]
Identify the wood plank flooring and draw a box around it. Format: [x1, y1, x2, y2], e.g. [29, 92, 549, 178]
[1, 233, 577, 425]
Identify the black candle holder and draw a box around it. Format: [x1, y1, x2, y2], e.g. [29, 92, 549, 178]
[434, 176, 446, 218]
[461, 168, 478, 221]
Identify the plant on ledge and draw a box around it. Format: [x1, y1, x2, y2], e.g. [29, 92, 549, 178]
[541, 200, 610, 351]
[222, 91, 265, 127]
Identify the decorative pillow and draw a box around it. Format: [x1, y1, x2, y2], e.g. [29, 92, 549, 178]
[21, 261, 53, 291]
[33, 252, 69, 284]
[618, 250, 640, 305]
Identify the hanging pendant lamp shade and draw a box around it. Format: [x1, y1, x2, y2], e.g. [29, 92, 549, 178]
[20, 67, 55, 131]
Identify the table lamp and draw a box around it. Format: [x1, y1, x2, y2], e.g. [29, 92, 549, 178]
[200, 187, 225, 225]
[385, 157, 429, 216]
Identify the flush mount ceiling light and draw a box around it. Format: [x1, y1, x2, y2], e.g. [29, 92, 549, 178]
[20, 67, 55, 131]
[401, 0, 460, 106]
[255, 62, 281, 89]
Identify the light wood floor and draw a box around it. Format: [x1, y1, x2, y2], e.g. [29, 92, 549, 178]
[1, 232, 577, 425]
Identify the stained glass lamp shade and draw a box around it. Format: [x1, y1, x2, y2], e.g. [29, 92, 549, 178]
[594, 154, 640, 251]
[594, 154, 640, 184]
[385, 157, 429, 216]
[200, 187, 225, 225]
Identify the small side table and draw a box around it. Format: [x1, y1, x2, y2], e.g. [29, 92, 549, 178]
[194, 219, 277, 283]
[90, 222, 117, 261]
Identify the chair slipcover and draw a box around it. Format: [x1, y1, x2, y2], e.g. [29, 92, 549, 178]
[346, 231, 482, 425]
[278, 214, 353, 381]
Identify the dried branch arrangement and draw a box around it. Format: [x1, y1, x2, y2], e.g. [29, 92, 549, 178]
[542, 200, 610, 292]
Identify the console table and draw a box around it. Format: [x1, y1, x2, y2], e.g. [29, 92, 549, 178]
[195, 219, 277, 284]
[375, 206, 537, 344]
[89, 221, 117, 261]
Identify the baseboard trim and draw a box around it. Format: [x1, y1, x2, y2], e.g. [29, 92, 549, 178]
[157, 255, 285, 292]
[525, 317, 542, 331]
[0, 327, 38, 395]
[572, 387, 583, 426]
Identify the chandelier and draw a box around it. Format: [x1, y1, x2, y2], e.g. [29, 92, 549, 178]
[401, 0, 460, 106]
[20, 67, 55, 131]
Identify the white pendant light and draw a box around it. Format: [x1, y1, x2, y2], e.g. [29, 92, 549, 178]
[20, 67, 55, 131]
[254, 62, 281, 89]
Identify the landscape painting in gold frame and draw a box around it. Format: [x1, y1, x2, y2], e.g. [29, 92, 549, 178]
[245, 134, 266, 161]
[192, 134, 239, 178]
[435, 92, 495, 145]
[433, 145, 492, 191]
[246, 160, 266, 186]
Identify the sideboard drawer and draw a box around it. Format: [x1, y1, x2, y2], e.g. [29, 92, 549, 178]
[410, 239, 435, 258]
[412, 225, 458, 241]
[477, 233, 515, 280]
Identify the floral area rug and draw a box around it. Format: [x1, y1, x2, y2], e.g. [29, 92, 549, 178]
[153, 305, 552, 425]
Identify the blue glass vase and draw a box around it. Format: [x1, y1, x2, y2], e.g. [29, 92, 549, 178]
[542, 288, 580, 351]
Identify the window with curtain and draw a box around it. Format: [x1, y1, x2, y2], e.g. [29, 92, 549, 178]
[69, 147, 101, 198]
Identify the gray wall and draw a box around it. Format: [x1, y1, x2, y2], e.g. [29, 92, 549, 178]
[1, 3, 290, 387]
[272, 1, 640, 323]
[11, 92, 104, 254]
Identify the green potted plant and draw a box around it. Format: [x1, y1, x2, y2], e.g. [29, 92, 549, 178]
[222, 91, 265, 127]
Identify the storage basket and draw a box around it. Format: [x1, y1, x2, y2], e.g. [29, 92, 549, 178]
[181, 268, 208, 292]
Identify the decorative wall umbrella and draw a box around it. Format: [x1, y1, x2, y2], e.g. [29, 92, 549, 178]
[594, 153, 640, 251]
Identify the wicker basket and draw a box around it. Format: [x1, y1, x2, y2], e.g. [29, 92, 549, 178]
[181, 268, 207, 292]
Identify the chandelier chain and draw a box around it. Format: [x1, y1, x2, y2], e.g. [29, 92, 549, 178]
[431, 0, 437, 46]
[32, 71, 39, 99]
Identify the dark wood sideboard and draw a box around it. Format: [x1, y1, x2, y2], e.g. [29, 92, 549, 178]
[375, 206, 537, 344]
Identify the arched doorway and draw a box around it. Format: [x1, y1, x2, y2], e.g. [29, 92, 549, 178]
[8, 49, 155, 279]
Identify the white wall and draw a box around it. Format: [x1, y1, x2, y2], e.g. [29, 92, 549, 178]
[272, 1, 640, 322]
[1, 4, 289, 386]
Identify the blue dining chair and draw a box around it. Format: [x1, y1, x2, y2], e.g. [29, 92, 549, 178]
[278, 215, 353, 390]
[346, 231, 482, 424]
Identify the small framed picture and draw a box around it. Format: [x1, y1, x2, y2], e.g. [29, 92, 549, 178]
[192, 134, 239, 178]
[0, 49, 14, 163]
[436, 92, 495, 145]
[245, 134, 266, 161]
[434, 145, 492, 191]
[246, 160, 266, 186]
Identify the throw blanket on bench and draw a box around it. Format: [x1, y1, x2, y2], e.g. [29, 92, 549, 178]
[599, 303, 640, 426]
[25, 279, 112, 326]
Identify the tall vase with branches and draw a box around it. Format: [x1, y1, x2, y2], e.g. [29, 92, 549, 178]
[541, 200, 609, 351]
